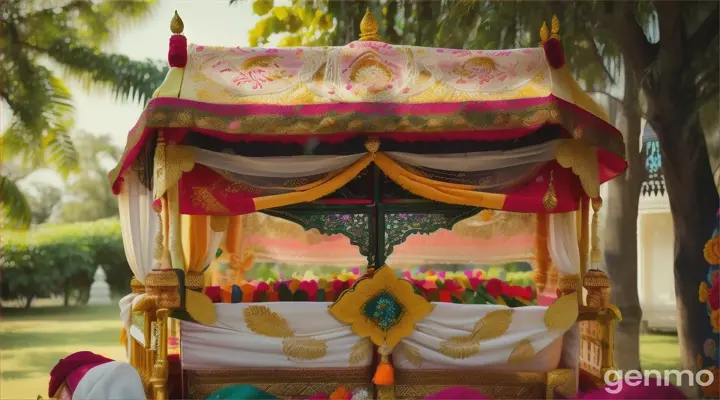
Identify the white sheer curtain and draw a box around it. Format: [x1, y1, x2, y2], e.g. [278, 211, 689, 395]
[117, 170, 160, 357]
[385, 141, 560, 172]
[193, 149, 365, 177]
[547, 211, 581, 384]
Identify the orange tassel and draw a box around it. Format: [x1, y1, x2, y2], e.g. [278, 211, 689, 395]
[372, 355, 394, 386]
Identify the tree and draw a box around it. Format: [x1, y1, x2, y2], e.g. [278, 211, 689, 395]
[58, 131, 122, 223]
[592, 4, 719, 387]
[27, 183, 63, 225]
[0, 0, 169, 228]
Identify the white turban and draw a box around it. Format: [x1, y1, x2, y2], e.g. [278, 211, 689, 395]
[72, 361, 145, 400]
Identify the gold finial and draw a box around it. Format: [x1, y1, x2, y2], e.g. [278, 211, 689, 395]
[539, 21, 549, 45]
[551, 15, 560, 40]
[359, 8, 382, 42]
[170, 10, 184, 35]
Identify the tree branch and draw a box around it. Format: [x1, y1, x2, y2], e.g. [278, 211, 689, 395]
[689, 4, 719, 55]
[602, 2, 657, 74]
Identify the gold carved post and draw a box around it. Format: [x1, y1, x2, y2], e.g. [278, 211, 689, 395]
[579, 197, 590, 305]
[151, 308, 171, 400]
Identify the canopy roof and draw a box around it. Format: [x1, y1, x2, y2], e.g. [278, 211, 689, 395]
[109, 11, 626, 215]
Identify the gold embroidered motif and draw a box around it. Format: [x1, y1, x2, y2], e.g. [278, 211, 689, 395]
[185, 289, 217, 325]
[438, 335, 481, 359]
[190, 187, 230, 214]
[153, 143, 195, 200]
[244, 305, 294, 337]
[555, 139, 600, 198]
[244, 305, 329, 361]
[508, 339, 536, 363]
[281, 337, 328, 361]
[349, 337, 373, 365]
[471, 309, 514, 341]
[398, 342, 424, 367]
[544, 294, 578, 331]
[329, 266, 434, 349]
[437, 309, 514, 360]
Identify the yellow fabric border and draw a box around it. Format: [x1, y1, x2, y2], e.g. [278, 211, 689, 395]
[375, 153, 506, 210]
[252, 153, 374, 211]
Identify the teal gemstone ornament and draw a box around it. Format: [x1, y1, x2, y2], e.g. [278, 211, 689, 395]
[362, 291, 405, 332]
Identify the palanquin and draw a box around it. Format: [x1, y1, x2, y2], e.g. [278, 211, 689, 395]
[100, 9, 627, 400]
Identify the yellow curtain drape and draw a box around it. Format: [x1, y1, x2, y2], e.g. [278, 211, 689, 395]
[181, 214, 210, 272]
[252, 154, 374, 211]
[374, 153, 507, 210]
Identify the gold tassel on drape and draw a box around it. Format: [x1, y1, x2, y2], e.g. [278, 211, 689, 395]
[534, 213, 550, 293]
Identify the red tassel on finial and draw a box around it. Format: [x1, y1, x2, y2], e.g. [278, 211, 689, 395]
[543, 38, 565, 69]
[168, 35, 188, 68]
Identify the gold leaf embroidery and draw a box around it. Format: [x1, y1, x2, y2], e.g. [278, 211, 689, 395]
[244, 305, 294, 338]
[508, 339, 536, 363]
[281, 337, 328, 361]
[186, 289, 217, 325]
[544, 294, 578, 331]
[190, 187, 230, 214]
[398, 342, 424, 367]
[439, 336, 481, 359]
[471, 309, 514, 341]
[348, 337, 373, 365]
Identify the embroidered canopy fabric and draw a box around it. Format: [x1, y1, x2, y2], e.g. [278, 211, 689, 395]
[109, 41, 627, 214]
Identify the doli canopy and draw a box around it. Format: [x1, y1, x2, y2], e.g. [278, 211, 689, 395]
[109, 13, 625, 217]
[110, 10, 626, 400]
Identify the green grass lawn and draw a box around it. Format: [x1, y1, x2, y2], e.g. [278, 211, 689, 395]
[0, 305, 682, 399]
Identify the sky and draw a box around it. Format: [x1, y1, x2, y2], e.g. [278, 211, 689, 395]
[75, 0, 260, 147]
[4, 0, 270, 187]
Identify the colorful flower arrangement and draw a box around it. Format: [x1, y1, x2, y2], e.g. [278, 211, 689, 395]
[203, 268, 536, 306]
[697, 208, 719, 399]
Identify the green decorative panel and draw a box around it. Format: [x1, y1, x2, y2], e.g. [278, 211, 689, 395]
[383, 209, 482, 258]
[263, 210, 373, 265]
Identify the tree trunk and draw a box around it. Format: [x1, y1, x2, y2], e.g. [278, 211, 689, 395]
[24, 295, 34, 308]
[603, 69, 644, 371]
[654, 116, 718, 386]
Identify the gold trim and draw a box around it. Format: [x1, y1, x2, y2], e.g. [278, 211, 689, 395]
[546, 369, 575, 399]
[131, 277, 145, 294]
[186, 367, 374, 399]
[394, 369, 553, 399]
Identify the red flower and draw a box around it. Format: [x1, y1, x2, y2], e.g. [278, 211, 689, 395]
[469, 277, 483, 290]
[444, 280, 462, 293]
[543, 38, 565, 69]
[486, 279, 503, 298]
[709, 284, 720, 310]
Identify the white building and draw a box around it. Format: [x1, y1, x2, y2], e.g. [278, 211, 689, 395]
[599, 120, 676, 332]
